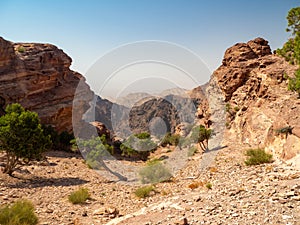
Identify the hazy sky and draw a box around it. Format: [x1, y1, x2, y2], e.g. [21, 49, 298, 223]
[0, 0, 299, 97]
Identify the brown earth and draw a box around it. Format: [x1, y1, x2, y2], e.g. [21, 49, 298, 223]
[0, 145, 299, 225]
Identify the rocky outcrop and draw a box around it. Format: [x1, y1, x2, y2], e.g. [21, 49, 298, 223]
[0, 37, 83, 132]
[128, 94, 199, 136]
[212, 37, 300, 166]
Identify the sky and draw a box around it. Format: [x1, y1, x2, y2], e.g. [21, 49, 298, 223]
[0, 0, 299, 98]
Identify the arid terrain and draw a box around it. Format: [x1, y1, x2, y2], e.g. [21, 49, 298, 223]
[0, 144, 299, 225]
[1, 35, 300, 225]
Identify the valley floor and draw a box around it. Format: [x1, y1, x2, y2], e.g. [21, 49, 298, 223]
[0, 146, 300, 225]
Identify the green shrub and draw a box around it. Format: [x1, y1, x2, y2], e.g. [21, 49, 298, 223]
[160, 132, 181, 147]
[134, 132, 151, 139]
[288, 68, 300, 98]
[120, 133, 156, 160]
[0, 199, 38, 225]
[139, 160, 172, 184]
[244, 149, 273, 166]
[17, 46, 25, 53]
[206, 183, 212, 189]
[134, 185, 155, 198]
[190, 125, 213, 151]
[42, 125, 74, 151]
[75, 135, 113, 169]
[68, 188, 90, 204]
[0, 103, 51, 175]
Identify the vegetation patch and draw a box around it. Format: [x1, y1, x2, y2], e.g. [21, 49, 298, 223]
[68, 187, 90, 204]
[160, 132, 181, 147]
[139, 160, 172, 184]
[42, 125, 74, 151]
[0, 199, 38, 225]
[244, 148, 273, 166]
[17, 46, 25, 53]
[0, 103, 51, 175]
[134, 185, 155, 198]
[120, 132, 156, 160]
[206, 182, 213, 189]
[190, 125, 213, 151]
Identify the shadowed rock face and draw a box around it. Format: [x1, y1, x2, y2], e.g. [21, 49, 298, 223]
[0, 37, 84, 132]
[129, 97, 180, 135]
[211, 37, 300, 165]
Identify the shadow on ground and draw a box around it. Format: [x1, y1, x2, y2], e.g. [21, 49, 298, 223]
[6, 177, 89, 189]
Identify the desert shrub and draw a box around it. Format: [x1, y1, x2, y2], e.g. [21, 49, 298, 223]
[139, 160, 172, 184]
[42, 125, 74, 151]
[76, 135, 113, 169]
[58, 131, 75, 150]
[244, 148, 273, 166]
[206, 182, 212, 189]
[17, 46, 25, 53]
[120, 133, 156, 160]
[160, 132, 181, 147]
[68, 187, 90, 204]
[134, 185, 155, 198]
[288, 68, 300, 98]
[190, 125, 213, 151]
[0, 199, 38, 225]
[134, 132, 151, 139]
[0, 103, 51, 175]
[187, 146, 198, 157]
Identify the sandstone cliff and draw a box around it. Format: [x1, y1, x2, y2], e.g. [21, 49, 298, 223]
[0, 36, 84, 132]
[210, 37, 300, 167]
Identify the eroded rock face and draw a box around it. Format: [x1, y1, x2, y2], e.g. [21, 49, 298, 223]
[0, 37, 83, 132]
[212, 37, 300, 164]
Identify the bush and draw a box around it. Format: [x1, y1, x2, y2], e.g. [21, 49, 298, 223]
[244, 148, 273, 166]
[190, 125, 213, 151]
[206, 183, 212, 189]
[139, 160, 172, 184]
[288, 68, 300, 98]
[68, 188, 90, 204]
[160, 132, 181, 147]
[134, 132, 151, 139]
[0, 199, 38, 225]
[42, 125, 74, 151]
[75, 135, 113, 170]
[0, 103, 51, 175]
[134, 185, 155, 198]
[17, 46, 25, 53]
[120, 133, 156, 160]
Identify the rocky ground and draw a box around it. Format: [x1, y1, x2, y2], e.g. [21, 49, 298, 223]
[0, 144, 299, 225]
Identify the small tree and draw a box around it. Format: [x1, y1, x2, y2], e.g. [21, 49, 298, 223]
[0, 103, 51, 175]
[286, 7, 300, 35]
[277, 7, 300, 65]
[190, 125, 213, 151]
[288, 68, 300, 98]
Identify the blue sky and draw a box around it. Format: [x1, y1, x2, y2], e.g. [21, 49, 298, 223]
[0, 0, 299, 96]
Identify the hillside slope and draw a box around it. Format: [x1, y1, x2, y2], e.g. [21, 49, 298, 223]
[212, 37, 300, 168]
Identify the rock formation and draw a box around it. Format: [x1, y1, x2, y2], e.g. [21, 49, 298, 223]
[211, 37, 300, 166]
[0, 37, 83, 132]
